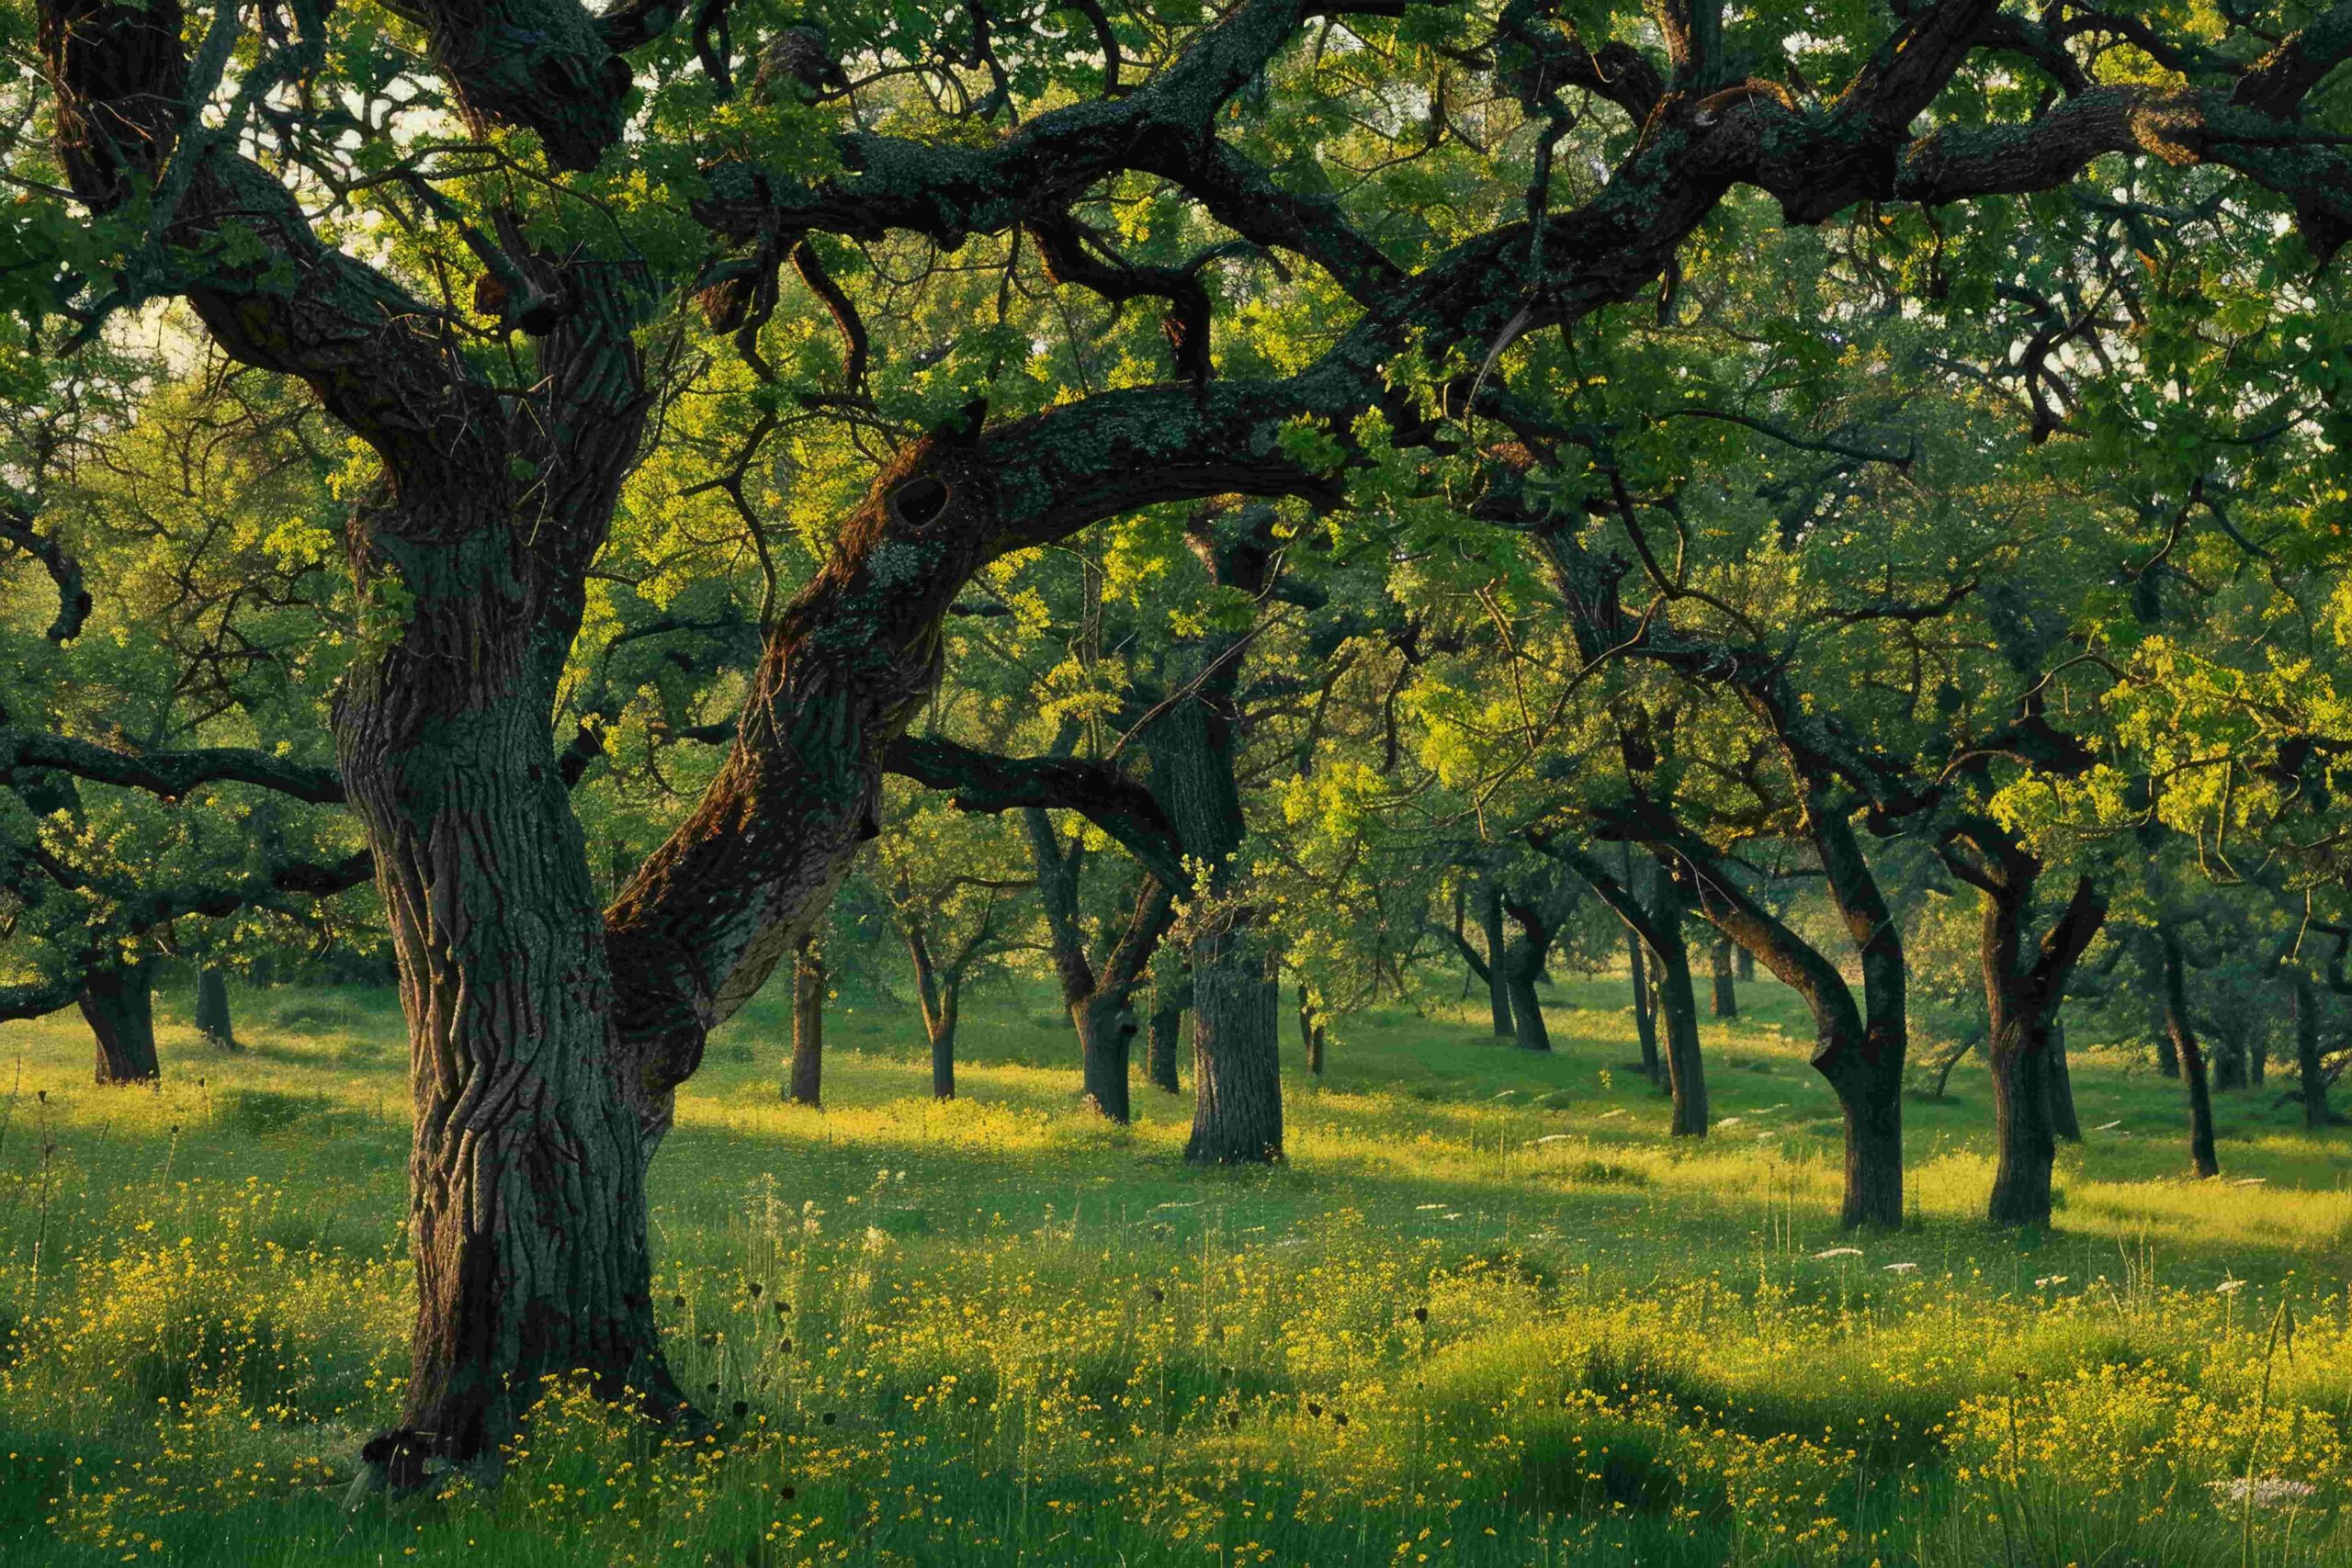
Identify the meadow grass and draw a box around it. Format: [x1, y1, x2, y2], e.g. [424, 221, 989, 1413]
[0, 969, 2346, 1564]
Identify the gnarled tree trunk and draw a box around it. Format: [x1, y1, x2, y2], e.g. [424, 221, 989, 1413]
[82, 960, 159, 1085]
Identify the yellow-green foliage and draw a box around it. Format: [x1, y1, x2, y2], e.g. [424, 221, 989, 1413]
[0, 973, 2346, 1564]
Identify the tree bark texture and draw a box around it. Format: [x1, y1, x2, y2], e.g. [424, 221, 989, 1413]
[1185, 931, 1282, 1162]
[82, 960, 159, 1085]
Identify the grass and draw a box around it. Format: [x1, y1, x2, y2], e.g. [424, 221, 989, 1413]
[0, 966, 2346, 1564]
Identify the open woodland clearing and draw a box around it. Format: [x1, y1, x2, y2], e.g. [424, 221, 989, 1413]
[0, 975, 2344, 1564]
[10, 0, 2352, 1560]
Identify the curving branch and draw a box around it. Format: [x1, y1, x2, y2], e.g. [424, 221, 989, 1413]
[0, 725, 346, 805]
[884, 733, 1186, 886]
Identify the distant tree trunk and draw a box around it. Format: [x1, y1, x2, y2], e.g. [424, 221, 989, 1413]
[1623, 854, 1657, 1076]
[1735, 945, 1754, 983]
[2154, 1021, 2180, 1078]
[1973, 857, 2103, 1230]
[2162, 931, 2218, 1177]
[82, 960, 159, 1085]
[194, 966, 238, 1052]
[1504, 906, 1555, 1054]
[2212, 1031, 2249, 1091]
[1186, 931, 1282, 1161]
[1477, 882, 1512, 1037]
[1645, 876, 1709, 1136]
[1710, 939, 1737, 1020]
[787, 934, 824, 1108]
[1147, 984, 1185, 1093]
[2248, 1035, 2266, 1088]
[1023, 807, 1174, 1125]
[1295, 979, 1325, 1077]
[903, 928, 957, 1100]
[2293, 973, 2331, 1130]
[2045, 1017, 2081, 1144]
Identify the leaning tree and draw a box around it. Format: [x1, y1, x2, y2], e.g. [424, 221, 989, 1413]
[17, 0, 2352, 1480]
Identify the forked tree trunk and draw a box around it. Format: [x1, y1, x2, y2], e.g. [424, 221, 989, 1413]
[1710, 940, 1737, 1019]
[903, 927, 959, 1100]
[82, 960, 159, 1085]
[2044, 1017, 2081, 1144]
[194, 966, 238, 1051]
[2294, 974, 2331, 1130]
[1976, 867, 2102, 1230]
[2162, 931, 2218, 1177]
[1147, 987, 1184, 1093]
[1185, 931, 1281, 1161]
[787, 934, 824, 1108]
[1477, 883, 1512, 1036]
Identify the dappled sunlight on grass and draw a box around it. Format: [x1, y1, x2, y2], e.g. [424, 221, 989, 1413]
[0, 971, 2345, 1562]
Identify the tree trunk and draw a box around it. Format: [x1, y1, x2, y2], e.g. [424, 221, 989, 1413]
[1735, 944, 1754, 983]
[1709, 939, 1737, 1019]
[82, 960, 159, 1085]
[2044, 1016, 2081, 1144]
[1185, 932, 1282, 1162]
[1514, 968, 1552, 1053]
[1477, 882, 1513, 1036]
[2213, 1033, 2248, 1091]
[2294, 974, 2330, 1130]
[1645, 878, 1709, 1136]
[2154, 1021, 2180, 1078]
[1625, 934, 1656, 1073]
[930, 980, 959, 1100]
[1075, 991, 1134, 1122]
[194, 966, 238, 1052]
[334, 500, 682, 1479]
[1839, 1080, 1905, 1230]
[1295, 980, 1325, 1077]
[1147, 987, 1184, 1093]
[2162, 931, 2218, 1177]
[787, 934, 824, 1108]
[1985, 1016, 2056, 1228]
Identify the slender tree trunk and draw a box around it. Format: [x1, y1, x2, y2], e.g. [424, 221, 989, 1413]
[1506, 933, 1553, 1054]
[1147, 987, 1184, 1093]
[1075, 992, 1134, 1122]
[1626, 937, 1656, 1071]
[787, 934, 824, 1108]
[2294, 974, 2330, 1130]
[1646, 878, 1709, 1135]
[1295, 980, 1325, 1077]
[2154, 1021, 2180, 1078]
[2044, 1016, 2081, 1144]
[1709, 940, 1737, 1019]
[931, 981, 959, 1100]
[2248, 1037, 2266, 1088]
[904, 928, 956, 1100]
[1185, 931, 1281, 1162]
[1986, 1016, 2057, 1228]
[2162, 932, 2218, 1177]
[82, 960, 159, 1085]
[194, 966, 238, 1052]
[1736, 945, 1754, 983]
[1477, 883, 1512, 1036]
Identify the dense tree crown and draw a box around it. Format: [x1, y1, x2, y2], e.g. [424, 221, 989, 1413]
[4, 0, 2352, 1481]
